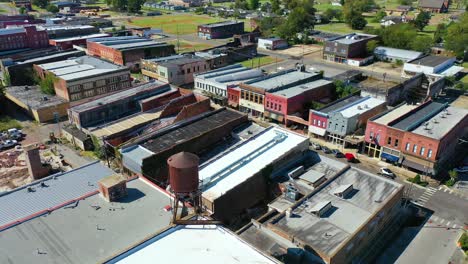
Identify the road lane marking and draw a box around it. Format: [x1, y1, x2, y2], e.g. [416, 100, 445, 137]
[447, 221, 451, 226]
[440, 219, 445, 224]
[453, 224, 457, 228]
[428, 187, 438, 192]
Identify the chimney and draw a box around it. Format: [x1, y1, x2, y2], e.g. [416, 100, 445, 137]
[24, 143, 49, 180]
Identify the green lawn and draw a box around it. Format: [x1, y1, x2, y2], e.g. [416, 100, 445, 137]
[461, 75, 468, 85]
[168, 39, 214, 53]
[315, 22, 360, 34]
[240, 56, 281, 68]
[129, 14, 225, 35]
[0, 116, 22, 132]
[0, 8, 7, 14]
[315, 3, 342, 12]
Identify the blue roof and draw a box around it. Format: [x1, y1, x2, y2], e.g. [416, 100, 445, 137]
[0, 161, 115, 230]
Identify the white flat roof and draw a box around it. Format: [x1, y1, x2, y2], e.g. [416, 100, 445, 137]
[108, 225, 278, 264]
[338, 97, 385, 118]
[373, 104, 418, 125]
[200, 127, 308, 202]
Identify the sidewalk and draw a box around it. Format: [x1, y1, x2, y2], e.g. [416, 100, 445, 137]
[308, 137, 440, 185]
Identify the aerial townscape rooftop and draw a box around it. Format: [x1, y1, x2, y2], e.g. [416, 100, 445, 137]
[0, 4, 467, 264]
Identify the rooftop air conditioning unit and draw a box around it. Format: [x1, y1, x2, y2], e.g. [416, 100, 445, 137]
[357, 106, 362, 110]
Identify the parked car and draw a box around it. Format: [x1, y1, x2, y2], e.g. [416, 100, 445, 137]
[321, 146, 331, 154]
[0, 132, 8, 140]
[0, 140, 18, 150]
[345, 153, 357, 163]
[332, 149, 344, 158]
[454, 166, 468, 173]
[311, 142, 321, 150]
[7, 128, 23, 136]
[380, 167, 396, 179]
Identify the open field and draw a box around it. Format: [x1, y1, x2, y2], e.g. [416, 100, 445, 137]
[129, 14, 225, 35]
[168, 39, 214, 53]
[240, 55, 281, 68]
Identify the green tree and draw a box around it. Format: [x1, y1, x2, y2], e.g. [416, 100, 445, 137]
[37, 73, 57, 95]
[19, 6, 26, 14]
[411, 35, 433, 52]
[259, 16, 284, 37]
[272, 0, 281, 14]
[373, 9, 386, 22]
[433, 23, 447, 43]
[381, 24, 418, 49]
[366, 39, 379, 54]
[412, 11, 431, 31]
[444, 13, 468, 58]
[234, 0, 248, 9]
[247, 0, 260, 10]
[46, 4, 59, 13]
[350, 15, 367, 29]
[277, 0, 315, 41]
[449, 169, 458, 181]
[32, 0, 48, 8]
[324, 8, 342, 21]
[127, 0, 144, 12]
[398, 0, 412, 4]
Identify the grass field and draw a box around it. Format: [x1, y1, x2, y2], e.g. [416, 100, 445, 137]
[240, 56, 281, 68]
[315, 22, 360, 34]
[129, 14, 226, 35]
[0, 116, 22, 132]
[0, 8, 7, 14]
[168, 39, 214, 53]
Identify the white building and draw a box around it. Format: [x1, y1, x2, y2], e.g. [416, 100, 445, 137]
[194, 64, 263, 98]
[374, 46, 422, 62]
[258, 37, 288, 50]
[106, 224, 280, 264]
[402, 55, 463, 81]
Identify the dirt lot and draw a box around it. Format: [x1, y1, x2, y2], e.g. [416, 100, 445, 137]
[274, 44, 323, 57]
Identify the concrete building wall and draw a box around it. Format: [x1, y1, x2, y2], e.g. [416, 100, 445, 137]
[330, 185, 403, 264]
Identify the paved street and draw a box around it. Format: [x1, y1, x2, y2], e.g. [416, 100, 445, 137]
[377, 214, 464, 264]
[258, 50, 405, 82]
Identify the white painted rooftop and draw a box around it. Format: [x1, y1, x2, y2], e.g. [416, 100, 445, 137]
[338, 96, 385, 118]
[411, 106, 468, 140]
[373, 104, 418, 125]
[200, 127, 308, 202]
[107, 224, 278, 264]
[37, 56, 127, 81]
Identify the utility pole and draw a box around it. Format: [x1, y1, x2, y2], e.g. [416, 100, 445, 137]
[176, 24, 180, 54]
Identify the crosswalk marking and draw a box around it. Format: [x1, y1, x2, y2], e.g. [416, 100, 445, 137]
[453, 224, 457, 228]
[447, 221, 451, 226]
[412, 201, 425, 207]
[440, 219, 445, 224]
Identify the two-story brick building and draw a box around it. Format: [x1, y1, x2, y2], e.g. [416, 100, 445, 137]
[364, 101, 468, 176]
[238, 69, 320, 117]
[0, 26, 48, 52]
[87, 36, 175, 70]
[141, 52, 227, 86]
[198, 21, 244, 39]
[309, 96, 386, 146]
[264, 79, 334, 124]
[323, 33, 378, 66]
[34, 56, 131, 103]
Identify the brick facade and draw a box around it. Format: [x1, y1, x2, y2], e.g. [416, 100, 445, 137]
[0, 26, 48, 51]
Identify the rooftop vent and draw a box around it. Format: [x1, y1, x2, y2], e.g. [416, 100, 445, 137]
[42, 96, 48, 101]
[432, 119, 438, 123]
[357, 105, 363, 110]
[365, 104, 369, 109]
[24, 86, 29, 91]
[441, 114, 446, 118]
[308, 201, 332, 217]
[333, 184, 353, 198]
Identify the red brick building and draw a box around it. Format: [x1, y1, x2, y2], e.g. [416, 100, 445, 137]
[34, 56, 130, 103]
[227, 87, 240, 109]
[0, 26, 48, 52]
[87, 36, 175, 70]
[365, 101, 468, 176]
[49, 33, 110, 50]
[264, 79, 334, 124]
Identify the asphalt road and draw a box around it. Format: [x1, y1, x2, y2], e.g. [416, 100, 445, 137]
[258, 49, 405, 82]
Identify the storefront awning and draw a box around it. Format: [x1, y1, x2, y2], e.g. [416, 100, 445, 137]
[381, 152, 399, 163]
[309, 126, 326, 136]
[402, 159, 434, 174]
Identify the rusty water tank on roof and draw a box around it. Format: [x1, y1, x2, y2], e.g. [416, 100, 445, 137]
[167, 152, 199, 194]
